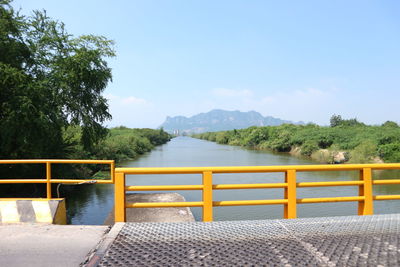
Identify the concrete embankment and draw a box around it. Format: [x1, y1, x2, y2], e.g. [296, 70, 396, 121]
[104, 193, 195, 224]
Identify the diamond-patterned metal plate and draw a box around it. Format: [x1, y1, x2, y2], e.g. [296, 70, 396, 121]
[98, 214, 400, 266]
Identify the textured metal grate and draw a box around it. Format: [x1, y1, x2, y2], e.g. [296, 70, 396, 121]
[98, 214, 400, 266]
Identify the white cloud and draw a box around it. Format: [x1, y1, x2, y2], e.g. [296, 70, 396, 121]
[105, 94, 148, 106]
[212, 88, 254, 97]
[104, 93, 161, 128]
[121, 96, 147, 105]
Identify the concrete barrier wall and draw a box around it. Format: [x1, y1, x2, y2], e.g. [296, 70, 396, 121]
[0, 198, 66, 224]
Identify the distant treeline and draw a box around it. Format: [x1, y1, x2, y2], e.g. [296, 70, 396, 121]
[1, 126, 171, 180]
[69, 126, 172, 163]
[193, 115, 400, 164]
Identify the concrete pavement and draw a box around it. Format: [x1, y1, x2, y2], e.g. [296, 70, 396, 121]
[0, 224, 109, 267]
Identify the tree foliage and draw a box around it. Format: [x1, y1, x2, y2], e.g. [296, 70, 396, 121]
[193, 116, 400, 163]
[0, 0, 115, 159]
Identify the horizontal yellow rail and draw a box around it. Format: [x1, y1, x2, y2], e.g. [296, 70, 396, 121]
[297, 181, 364, 187]
[373, 179, 400, 185]
[0, 159, 115, 198]
[0, 179, 48, 184]
[374, 195, 400, 200]
[116, 163, 400, 174]
[297, 196, 365, 203]
[114, 163, 400, 222]
[126, 185, 204, 191]
[126, 201, 203, 208]
[214, 183, 287, 189]
[126, 199, 289, 208]
[214, 199, 288, 206]
[0, 159, 114, 164]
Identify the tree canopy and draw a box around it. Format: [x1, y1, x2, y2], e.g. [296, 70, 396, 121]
[0, 0, 115, 159]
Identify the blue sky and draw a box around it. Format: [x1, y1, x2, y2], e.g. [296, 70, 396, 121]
[14, 0, 400, 128]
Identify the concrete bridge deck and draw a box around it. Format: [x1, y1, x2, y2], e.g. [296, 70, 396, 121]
[1, 214, 400, 266]
[90, 214, 400, 266]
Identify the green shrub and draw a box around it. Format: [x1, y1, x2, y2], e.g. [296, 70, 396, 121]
[378, 143, 400, 163]
[348, 141, 377, 163]
[216, 132, 230, 144]
[301, 140, 319, 156]
[193, 117, 400, 163]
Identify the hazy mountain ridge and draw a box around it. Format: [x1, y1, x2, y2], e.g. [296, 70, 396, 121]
[160, 109, 303, 134]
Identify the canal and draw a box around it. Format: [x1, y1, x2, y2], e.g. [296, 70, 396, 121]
[65, 136, 400, 224]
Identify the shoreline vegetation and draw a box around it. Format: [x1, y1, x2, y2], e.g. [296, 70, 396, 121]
[89, 127, 172, 179]
[0, 126, 171, 197]
[61, 126, 172, 179]
[1, 126, 171, 180]
[192, 115, 400, 164]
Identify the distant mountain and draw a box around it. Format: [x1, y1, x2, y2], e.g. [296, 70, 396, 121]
[160, 109, 304, 134]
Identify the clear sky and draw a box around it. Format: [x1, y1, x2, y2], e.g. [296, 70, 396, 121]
[14, 0, 400, 128]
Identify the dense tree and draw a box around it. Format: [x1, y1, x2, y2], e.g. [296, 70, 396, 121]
[0, 0, 115, 159]
[382, 121, 399, 128]
[330, 114, 342, 127]
[330, 114, 364, 127]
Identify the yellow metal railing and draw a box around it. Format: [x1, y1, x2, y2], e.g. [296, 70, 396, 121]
[2, 161, 400, 222]
[114, 163, 400, 222]
[0, 159, 115, 198]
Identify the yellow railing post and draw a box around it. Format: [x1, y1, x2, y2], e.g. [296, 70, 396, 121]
[284, 169, 297, 219]
[115, 172, 126, 222]
[358, 167, 373, 215]
[110, 161, 115, 184]
[46, 162, 51, 199]
[202, 171, 213, 222]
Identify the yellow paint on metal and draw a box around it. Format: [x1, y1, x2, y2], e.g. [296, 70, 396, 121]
[0, 198, 64, 201]
[0, 201, 20, 223]
[126, 201, 203, 208]
[0, 179, 48, 184]
[297, 181, 364, 187]
[358, 168, 373, 215]
[32, 201, 53, 223]
[374, 195, 400, 200]
[0, 160, 115, 187]
[46, 162, 51, 199]
[115, 163, 400, 175]
[298, 196, 365, 203]
[202, 171, 213, 222]
[125, 185, 204, 191]
[213, 183, 287, 189]
[114, 172, 126, 222]
[117, 163, 400, 222]
[2, 161, 400, 223]
[110, 161, 115, 184]
[373, 179, 400, 185]
[0, 159, 114, 164]
[284, 170, 297, 219]
[213, 199, 288, 206]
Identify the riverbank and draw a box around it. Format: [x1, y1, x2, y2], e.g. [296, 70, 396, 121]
[0, 127, 172, 198]
[192, 121, 400, 164]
